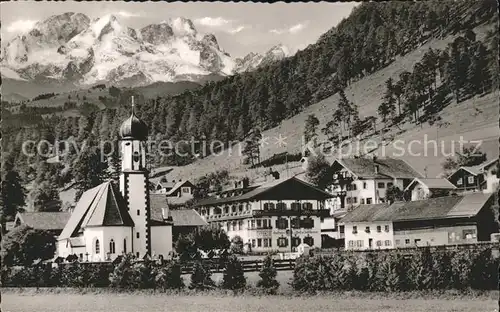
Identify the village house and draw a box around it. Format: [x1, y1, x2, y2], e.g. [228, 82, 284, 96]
[14, 212, 71, 237]
[447, 158, 499, 194]
[341, 193, 496, 250]
[195, 176, 332, 253]
[404, 178, 457, 201]
[152, 179, 196, 208]
[150, 193, 207, 241]
[326, 157, 423, 212]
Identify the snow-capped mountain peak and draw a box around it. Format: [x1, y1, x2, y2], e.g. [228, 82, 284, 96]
[165, 17, 197, 37]
[1, 13, 288, 87]
[234, 44, 291, 73]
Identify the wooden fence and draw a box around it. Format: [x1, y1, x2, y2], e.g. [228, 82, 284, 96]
[180, 258, 295, 274]
[315, 241, 499, 256]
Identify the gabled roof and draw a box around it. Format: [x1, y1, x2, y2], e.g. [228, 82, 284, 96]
[165, 180, 194, 196]
[149, 194, 173, 225]
[166, 197, 192, 206]
[169, 209, 207, 227]
[404, 178, 457, 192]
[341, 193, 493, 223]
[195, 176, 333, 206]
[59, 181, 134, 240]
[68, 237, 85, 247]
[449, 159, 499, 178]
[15, 212, 71, 231]
[459, 166, 482, 176]
[480, 158, 499, 171]
[332, 157, 423, 179]
[340, 204, 389, 223]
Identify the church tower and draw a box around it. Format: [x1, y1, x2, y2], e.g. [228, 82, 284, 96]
[119, 97, 151, 257]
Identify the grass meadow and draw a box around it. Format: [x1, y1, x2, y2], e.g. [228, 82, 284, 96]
[2, 271, 498, 312]
[3, 289, 497, 312]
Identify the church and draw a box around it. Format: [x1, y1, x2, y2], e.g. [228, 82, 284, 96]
[57, 101, 174, 262]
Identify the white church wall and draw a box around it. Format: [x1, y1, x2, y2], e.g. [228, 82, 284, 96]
[103, 226, 133, 261]
[57, 239, 71, 258]
[84, 227, 105, 262]
[151, 225, 173, 258]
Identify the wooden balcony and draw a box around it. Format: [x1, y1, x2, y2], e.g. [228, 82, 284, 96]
[252, 209, 330, 217]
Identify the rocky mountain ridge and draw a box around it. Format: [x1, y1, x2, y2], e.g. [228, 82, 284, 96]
[1, 13, 290, 87]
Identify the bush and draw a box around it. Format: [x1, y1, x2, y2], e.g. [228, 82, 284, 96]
[291, 247, 498, 293]
[230, 236, 244, 255]
[292, 255, 337, 292]
[221, 255, 246, 291]
[175, 234, 199, 261]
[154, 260, 184, 290]
[61, 263, 89, 287]
[130, 259, 155, 289]
[1, 225, 56, 266]
[450, 249, 474, 289]
[109, 254, 135, 289]
[407, 248, 433, 290]
[469, 248, 497, 290]
[88, 263, 113, 287]
[189, 261, 216, 290]
[256, 254, 279, 294]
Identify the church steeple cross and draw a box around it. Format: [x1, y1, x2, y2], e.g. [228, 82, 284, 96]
[131, 96, 135, 114]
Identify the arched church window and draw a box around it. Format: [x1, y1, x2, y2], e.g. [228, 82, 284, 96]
[133, 151, 140, 162]
[95, 239, 100, 254]
[109, 239, 116, 254]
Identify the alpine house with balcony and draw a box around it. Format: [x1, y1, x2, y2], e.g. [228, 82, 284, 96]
[326, 156, 424, 211]
[341, 192, 496, 250]
[195, 176, 333, 252]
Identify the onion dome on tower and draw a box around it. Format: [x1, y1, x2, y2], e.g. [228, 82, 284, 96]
[119, 96, 149, 141]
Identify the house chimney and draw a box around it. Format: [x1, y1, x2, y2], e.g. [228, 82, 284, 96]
[242, 178, 249, 188]
[374, 165, 379, 175]
[161, 206, 170, 220]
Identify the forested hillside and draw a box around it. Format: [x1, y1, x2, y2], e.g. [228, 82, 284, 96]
[1, 0, 498, 222]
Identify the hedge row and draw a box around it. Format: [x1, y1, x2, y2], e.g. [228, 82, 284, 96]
[292, 247, 498, 292]
[2, 254, 256, 291]
[3, 248, 497, 292]
[2, 260, 185, 289]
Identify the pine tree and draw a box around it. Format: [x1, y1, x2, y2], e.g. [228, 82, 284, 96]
[29, 181, 62, 212]
[222, 255, 246, 291]
[189, 261, 216, 290]
[305, 154, 333, 189]
[155, 260, 184, 290]
[468, 42, 490, 95]
[257, 254, 280, 293]
[1, 156, 26, 224]
[110, 139, 121, 182]
[73, 145, 110, 201]
[304, 114, 320, 147]
[242, 129, 261, 166]
[378, 78, 397, 129]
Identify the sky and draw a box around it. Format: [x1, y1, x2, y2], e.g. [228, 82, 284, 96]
[1, 1, 359, 58]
